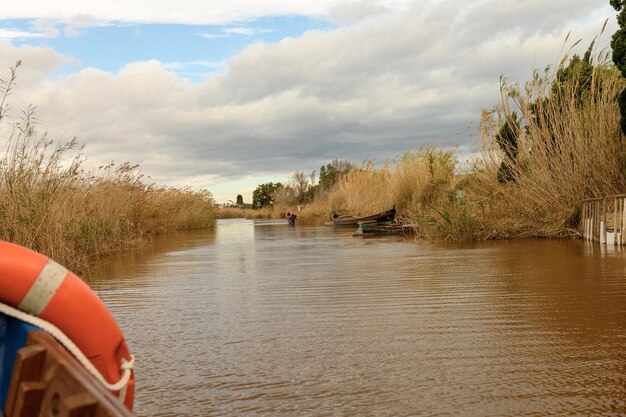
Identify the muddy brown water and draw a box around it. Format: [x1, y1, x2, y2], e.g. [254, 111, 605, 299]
[89, 219, 626, 416]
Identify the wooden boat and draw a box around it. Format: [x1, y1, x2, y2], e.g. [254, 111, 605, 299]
[2, 329, 133, 417]
[332, 207, 396, 226]
[0, 241, 134, 416]
[353, 222, 416, 237]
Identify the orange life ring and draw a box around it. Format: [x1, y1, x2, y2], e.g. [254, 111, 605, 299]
[0, 241, 135, 410]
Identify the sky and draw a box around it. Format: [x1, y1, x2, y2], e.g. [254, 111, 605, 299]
[0, 0, 618, 204]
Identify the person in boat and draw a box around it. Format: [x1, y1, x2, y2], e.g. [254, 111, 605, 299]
[286, 211, 297, 225]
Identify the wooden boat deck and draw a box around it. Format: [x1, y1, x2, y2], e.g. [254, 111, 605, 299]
[4, 331, 132, 417]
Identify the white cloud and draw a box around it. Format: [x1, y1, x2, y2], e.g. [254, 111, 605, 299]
[198, 32, 226, 39]
[0, 29, 50, 40]
[224, 27, 255, 36]
[327, 0, 409, 24]
[0, 0, 617, 203]
[0, 0, 410, 25]
[30, 19, 60, 38]
[64, 14, 102, 38]
[0, 41, 70, 79]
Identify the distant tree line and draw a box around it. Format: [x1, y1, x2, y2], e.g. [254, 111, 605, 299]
[251, 159, 355, 209]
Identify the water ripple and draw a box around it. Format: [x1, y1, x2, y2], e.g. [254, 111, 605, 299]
[89, 221, 626, 416]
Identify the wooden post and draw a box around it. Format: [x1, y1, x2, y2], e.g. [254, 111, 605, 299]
[596, 199, 601, 242]
[614, 197, 618, 245]
[584, 201, 588, 240]
[582, 201, 587, 240]
[589, 200, 593, 241]
[592, 201, 598, 241]
[587, 201, 593, 240]
[586, 200, 591, 241]
[590, 200, 595, 241]
[600, 198, 605, 244]
[620, 197, 626, 246]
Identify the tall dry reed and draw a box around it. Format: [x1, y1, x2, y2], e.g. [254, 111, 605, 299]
[216, 207, 280, 219]
[297, 148, 457, 226]
[466, 50, 626, 239]
[298, 44, 625, 242]
[0, 64, 216, 274]
[217, 207, 247, 219]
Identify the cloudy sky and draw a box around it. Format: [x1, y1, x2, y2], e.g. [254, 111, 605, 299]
[0, 1, 617, 203]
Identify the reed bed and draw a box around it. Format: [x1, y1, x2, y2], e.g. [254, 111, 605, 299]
[244, 206, 282, 219]
[298, 47, 625, 242]
[461, 52, 626, 240]
[0, 133, 217, 273]
[216, 207, 281, 219]
[0, 70, 216, 274]
[296, 148, 456, 226]
[217, 207, 247, 219]
[4, 40, 623, 259]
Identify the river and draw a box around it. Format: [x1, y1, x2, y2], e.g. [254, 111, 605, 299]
[89, 219, 626, 416]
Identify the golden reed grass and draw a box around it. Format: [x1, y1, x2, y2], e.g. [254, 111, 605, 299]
[464, 50, 626, 239]
[296, 147, 456, 226]
[298, 44, 625, 242]
[216, 207, 247, 219]
[216, 207, 279, 219]
[0, 65, 216, 274]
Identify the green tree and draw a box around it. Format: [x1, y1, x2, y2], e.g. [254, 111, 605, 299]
[611, 0, 626, 135]
[252, 182, 282, 209]
[496, 112, 520, 183]
[318, 159, 354, 192]
[236, 194, 243, 205]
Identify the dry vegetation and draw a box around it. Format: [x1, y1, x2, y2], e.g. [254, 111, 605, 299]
[0, 63, 216, 274]
[294, 44, 626, 242]
[216, 207, 247, 219]
[296, 148, 457, 227]
[460, 49, 626, 240]
[3, 36, 623, 263]
[216, 207, 281, 219]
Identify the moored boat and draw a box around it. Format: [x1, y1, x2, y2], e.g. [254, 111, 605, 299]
[332, 207, 396, 226]
[352, 222, 416, 237]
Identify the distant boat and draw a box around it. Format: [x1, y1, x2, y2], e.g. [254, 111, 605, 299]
[331, 207, 396, 226]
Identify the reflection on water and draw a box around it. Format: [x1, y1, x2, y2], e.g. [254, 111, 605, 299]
[89, 219, 626, 416]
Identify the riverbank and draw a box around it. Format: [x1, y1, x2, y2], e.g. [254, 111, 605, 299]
[256, 47, 626, 242]
[3, 44, 624, 273]
[0, 68, 216, 274]
[0, 131, 217, 274]
[217, 206, 278, 220]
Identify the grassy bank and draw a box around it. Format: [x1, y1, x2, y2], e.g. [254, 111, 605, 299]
[216, 207, 280, 219]
[290, 47, 626, 241]
[457, 49, 626, 240]
[0, 67, 216, 274]
[295, 148, 457, 227]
